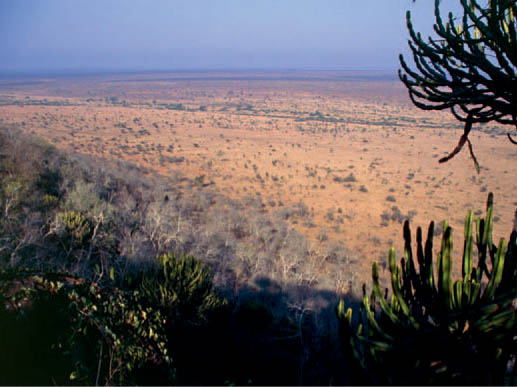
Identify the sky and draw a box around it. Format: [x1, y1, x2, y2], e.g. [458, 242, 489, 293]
[0, 0, 462, 74]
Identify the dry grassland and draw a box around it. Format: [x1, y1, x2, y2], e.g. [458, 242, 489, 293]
[1, 71, 515, 281]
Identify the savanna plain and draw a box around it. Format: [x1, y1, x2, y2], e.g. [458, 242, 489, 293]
[1, 71, 515, 288]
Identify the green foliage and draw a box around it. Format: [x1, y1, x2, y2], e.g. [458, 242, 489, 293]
[0, 267, 175, 385]
[36, 168, 61, 197]
[140, 252, 227, 326]
[63, 179, 113, 218]
[1, 177, 29, 216]
[0, 253, 231, 385]
[338, 193, 517, 384]
[53, 211, 92, 250]
[0, 126, 348, 384]
[40, 193, 59, 209]
[50, 211, 93, 258]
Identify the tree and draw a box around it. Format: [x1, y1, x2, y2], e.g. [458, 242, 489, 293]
[336, 2, 517, 383]
[399, 0, 517, 171]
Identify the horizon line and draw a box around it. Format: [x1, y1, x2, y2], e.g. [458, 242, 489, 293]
[0, 67, 400, 79]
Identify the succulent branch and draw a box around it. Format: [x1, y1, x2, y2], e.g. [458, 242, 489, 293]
[338, 193, 517, 384]
[400, 0, 517, 169]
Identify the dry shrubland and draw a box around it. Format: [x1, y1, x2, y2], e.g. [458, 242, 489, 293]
[1, 72, 515, 284]
[1, 71, 516, 384]
[0, 125, 353, 384]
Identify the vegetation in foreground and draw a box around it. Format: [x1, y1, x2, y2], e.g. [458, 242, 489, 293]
[400, 0, 517, 169]
[2, 126, 517, 385]
[2, 0, 517, 383]
[339, 193, 517, 384]
[336, 0, 517, 384]
[0, 127, 347, 385]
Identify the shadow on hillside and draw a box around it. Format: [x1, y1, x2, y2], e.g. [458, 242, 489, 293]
[0, 272, 362, 386]
[0, 125, 366, 385]
[168, 274, 362, 386]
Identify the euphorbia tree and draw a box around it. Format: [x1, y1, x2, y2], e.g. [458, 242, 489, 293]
[399, 0, 517, 171]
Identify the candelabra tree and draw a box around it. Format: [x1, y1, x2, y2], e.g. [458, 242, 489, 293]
[338, 194, 517, 384]
[399, 0, 517, 171]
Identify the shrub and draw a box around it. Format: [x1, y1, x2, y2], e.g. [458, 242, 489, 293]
[40, 193, 59, 209]
[0, 267, 173, 385]
[52, 211, 92, 251]
[338, 193, 517, 385]
[140, 252, 227, 326]
[333, 173, 357, 183]
[59, 211, 90, 239]
[385, 195, 396, 202]
[1, 177, 29, 216]
[36, 168, 61, 197]
[139, 253, 230, 384]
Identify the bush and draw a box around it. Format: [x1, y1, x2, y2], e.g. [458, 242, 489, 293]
[140, 252, 227, 326]
[139, 253, 232, 384]
[40, 193, 59, 209]
[0, 267, 173, 385]
[1, 177, 29, 216]
[53, 211, 92, 249]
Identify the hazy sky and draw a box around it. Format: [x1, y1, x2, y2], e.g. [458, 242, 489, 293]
[0, 0, 461, 74]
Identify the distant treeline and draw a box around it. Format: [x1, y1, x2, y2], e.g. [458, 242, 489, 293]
[0, 98, 76, 107]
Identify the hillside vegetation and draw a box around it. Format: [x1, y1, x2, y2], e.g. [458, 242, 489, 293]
[1, 121, 517, 385]
[0, 126, 353, 385]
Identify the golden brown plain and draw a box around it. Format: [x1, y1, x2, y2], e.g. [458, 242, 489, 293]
[1, 71, 515, 281]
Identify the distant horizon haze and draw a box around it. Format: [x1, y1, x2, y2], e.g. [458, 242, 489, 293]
[0, 0, 463, 75]
[0, 68, 402, 80]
